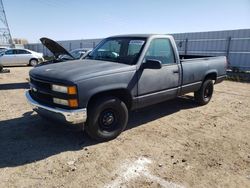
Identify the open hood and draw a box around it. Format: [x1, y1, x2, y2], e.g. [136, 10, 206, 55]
[40, 37, 74, 59]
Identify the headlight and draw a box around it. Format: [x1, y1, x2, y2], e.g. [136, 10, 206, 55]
[52, 85, 67, 93]
[51, 84, 77, 94]
[53, 98, 78, 107]
[53, 98, 68, 106]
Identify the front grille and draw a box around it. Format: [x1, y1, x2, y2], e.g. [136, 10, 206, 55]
[30, 90, 53, 106]
[30, 76, 54, 106]
[29, 76, 77, 109]
[30, 77, 51, 90]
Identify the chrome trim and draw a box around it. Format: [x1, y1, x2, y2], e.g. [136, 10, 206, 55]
[217, 75, 227, 79]
[215, 75, 226, 84]
[25, 91, 86, 124]
[181, 81, 202, 88]
[137, 87, 179, 99]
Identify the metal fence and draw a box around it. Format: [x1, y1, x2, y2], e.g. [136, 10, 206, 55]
[25, 38, 102, 57]
[172, 29, 250, 71]
[25, 29, 250, 71]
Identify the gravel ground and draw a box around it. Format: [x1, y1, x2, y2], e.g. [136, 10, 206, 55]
[0, 67, 250, 188]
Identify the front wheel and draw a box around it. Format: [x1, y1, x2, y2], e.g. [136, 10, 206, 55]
[194, 79, 214, 105]
[29, 59, 38, 66]
[85, 96, 128, 141]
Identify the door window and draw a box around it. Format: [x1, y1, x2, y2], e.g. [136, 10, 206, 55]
[145, 38, 175, 64]
[128, 40, 145, 56]
[16, 49, 31, 54]
[5, 50, 15, 55]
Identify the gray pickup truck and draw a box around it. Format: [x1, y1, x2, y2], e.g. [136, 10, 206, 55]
[26, 34, 227, 141]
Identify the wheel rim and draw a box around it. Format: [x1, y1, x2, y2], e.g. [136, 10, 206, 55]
[30, 60, 37, 66]
[204, 83, 213, 99]
[98, 109, 117, 131]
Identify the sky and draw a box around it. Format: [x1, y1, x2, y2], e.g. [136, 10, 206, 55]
[2, 0, 250, 43]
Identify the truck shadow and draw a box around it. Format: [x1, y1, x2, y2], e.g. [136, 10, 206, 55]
[0, 82, 29, 90]
[0, 96, 197, 168]
[0, 112, 95, 168]
[127, 96, 197, 130]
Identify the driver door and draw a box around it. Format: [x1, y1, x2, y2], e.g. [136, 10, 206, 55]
[137, 38, 180, 108]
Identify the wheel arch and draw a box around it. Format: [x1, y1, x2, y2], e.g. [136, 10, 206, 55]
[203, 71, 217, 82]
[87, 88, 133, 111]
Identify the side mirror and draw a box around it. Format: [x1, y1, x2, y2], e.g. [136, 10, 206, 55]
[142, 59, 162, 69]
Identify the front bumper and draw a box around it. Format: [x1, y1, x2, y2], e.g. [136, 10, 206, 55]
[25, 91, 87, 124]
[38, 57, 44, 62]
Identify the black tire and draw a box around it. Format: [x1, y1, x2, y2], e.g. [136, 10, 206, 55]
[29, 59, 38, 66]
[194, 79, 214, 105]
[85, 96, 128, 141]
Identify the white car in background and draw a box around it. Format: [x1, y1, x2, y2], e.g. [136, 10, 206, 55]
[0, 49, 44, 68]
[0, 47, 8, 52]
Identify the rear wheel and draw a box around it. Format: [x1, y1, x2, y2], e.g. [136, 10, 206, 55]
[85, 96, 128, 141]
[29, 59, 38, 66]
[194, 79, 214, 105]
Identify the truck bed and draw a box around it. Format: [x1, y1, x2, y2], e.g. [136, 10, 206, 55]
[179, 55, 227, 95]
[180, 54, 211, 59]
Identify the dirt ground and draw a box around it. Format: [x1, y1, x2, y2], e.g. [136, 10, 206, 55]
[0, 67, 250, 188]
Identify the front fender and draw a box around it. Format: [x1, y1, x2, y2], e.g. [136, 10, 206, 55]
[76, 71, 137, 108]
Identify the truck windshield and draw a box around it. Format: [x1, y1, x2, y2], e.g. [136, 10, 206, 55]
[87, 37, 146, 65]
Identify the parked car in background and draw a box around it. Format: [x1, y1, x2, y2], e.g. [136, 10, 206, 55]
[60, 48, 91, 60]
[0, 47, 8, 52]
[37, 37, 92, 66]
[0, 49, 44, 69]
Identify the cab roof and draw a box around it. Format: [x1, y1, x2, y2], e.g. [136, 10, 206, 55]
[107, 34, 169, 38]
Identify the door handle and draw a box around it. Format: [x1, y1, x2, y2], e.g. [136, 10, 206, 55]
[173, 70, 179, 74]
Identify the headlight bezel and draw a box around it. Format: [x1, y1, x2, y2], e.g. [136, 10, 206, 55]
[51, 84, 78, 108]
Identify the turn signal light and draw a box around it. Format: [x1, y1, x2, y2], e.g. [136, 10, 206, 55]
[68, 99, 78, 108]
[68, 86, 77, 95]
